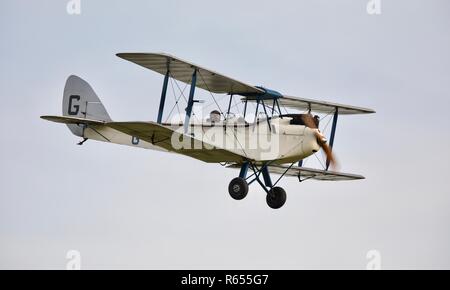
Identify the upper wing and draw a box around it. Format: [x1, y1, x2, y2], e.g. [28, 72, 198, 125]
[228, 164, 365, 181]
[117, 52, 264, 95]
[245, 95, 375, 115]
[107, 121, 248, 163]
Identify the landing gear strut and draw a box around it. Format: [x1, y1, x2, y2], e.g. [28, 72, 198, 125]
[228, 161, 288, 209]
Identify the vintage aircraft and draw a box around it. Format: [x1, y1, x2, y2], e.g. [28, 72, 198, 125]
[41, 53, 375, 209]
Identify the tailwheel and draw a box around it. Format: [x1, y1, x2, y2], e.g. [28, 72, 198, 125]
[228, 177, 248, 200]
[266, 187, 287, 209]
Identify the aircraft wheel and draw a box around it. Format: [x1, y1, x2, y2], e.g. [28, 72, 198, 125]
[228, 177, 248, 200]
[266, 187, 287, 209]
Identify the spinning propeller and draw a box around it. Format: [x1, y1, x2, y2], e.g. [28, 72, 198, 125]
[301, 114, 338, 169]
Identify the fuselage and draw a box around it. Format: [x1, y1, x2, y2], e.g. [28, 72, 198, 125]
[82, 116, 321, 164]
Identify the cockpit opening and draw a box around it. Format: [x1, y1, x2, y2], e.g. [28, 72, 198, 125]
[281, 114, 320, 128]
[208, 110, 221, 123]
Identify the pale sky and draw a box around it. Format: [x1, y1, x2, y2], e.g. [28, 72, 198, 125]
[1, 0, 449, 269]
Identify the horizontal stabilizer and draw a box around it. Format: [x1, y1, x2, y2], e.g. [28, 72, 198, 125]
[40, 115, 106, 125]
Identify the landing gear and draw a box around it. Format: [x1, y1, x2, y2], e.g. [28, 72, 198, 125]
[266, 187, 287, 209]
[228, 162, 289, 209]
[228, 177, 248, 200]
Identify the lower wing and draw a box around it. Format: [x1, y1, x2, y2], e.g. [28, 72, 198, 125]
[227, 163, 364, 181]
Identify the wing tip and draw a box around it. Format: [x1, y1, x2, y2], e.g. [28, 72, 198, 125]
[362, 108, 376, 114]
[40, 115, 55, 121]
[116, 52, 173, 59]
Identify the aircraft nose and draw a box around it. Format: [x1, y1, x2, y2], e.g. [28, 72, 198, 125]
[303, 128, 321, 154]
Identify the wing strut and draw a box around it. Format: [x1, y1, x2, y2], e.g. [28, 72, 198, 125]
[243, 99, 248, 117]
[184, 69, 197, 133]
[157, 69, 170, 124]
[326, 108, 339, 170]
[226, 94, 233, 116]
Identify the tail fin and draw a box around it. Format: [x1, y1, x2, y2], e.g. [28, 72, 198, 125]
[62, 75, 112, 136]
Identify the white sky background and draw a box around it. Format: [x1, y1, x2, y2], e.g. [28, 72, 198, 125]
[1, 0, 449, 269]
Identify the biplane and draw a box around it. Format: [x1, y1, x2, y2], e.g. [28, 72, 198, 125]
[41, 53, 375, 209]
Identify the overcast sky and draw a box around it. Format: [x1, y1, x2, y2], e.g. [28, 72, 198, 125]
[1, 0, 449, 269]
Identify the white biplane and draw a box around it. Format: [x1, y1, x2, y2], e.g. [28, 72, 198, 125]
[42, 53, 375, 209]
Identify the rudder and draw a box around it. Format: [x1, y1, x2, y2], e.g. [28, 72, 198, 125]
[62, 75, 112, 136]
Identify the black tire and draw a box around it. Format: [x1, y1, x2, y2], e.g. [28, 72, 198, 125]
[266, 187, 287, 209]
[228, 177, 249, 200]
